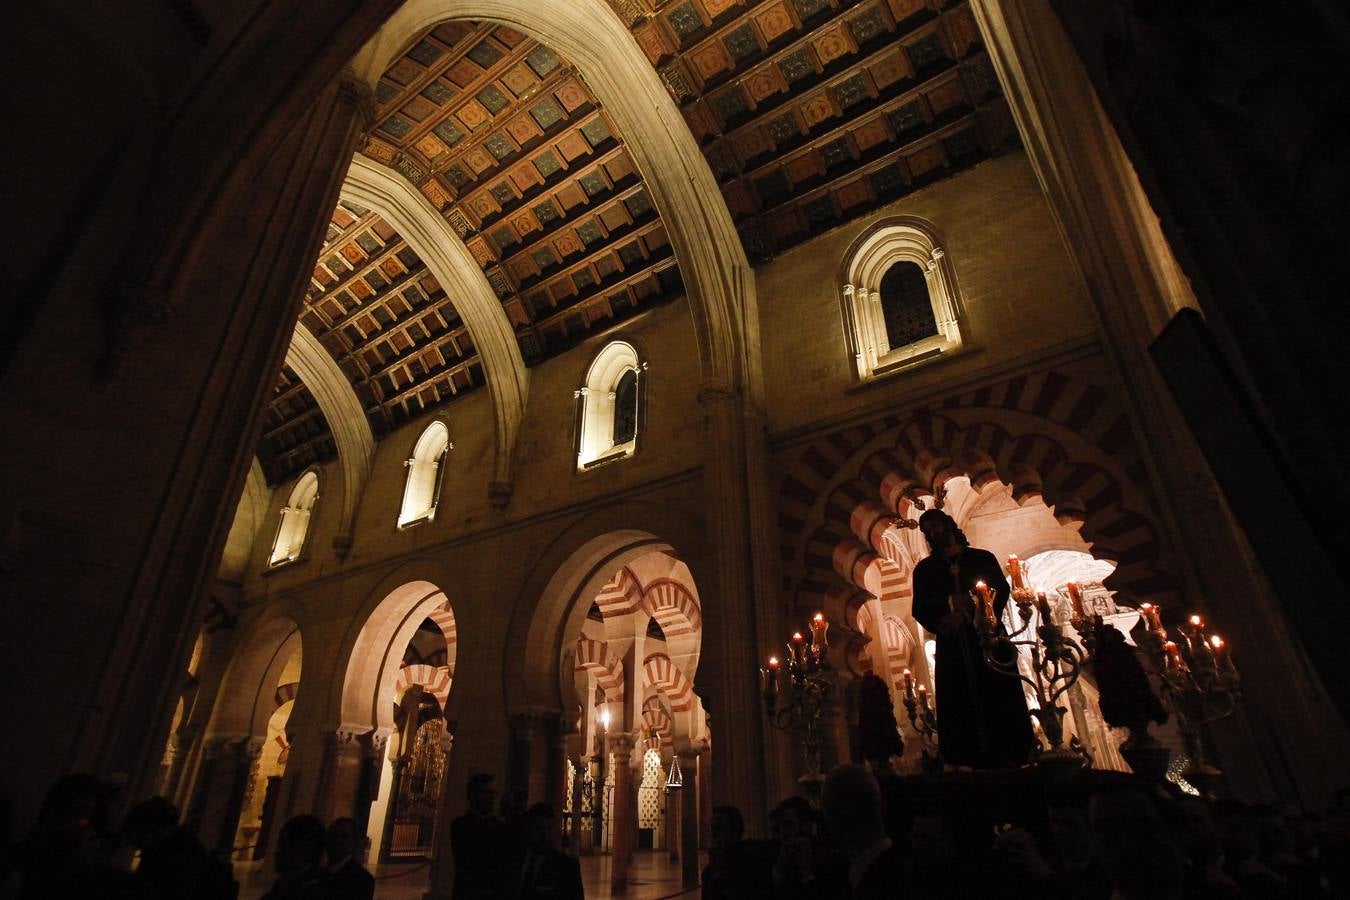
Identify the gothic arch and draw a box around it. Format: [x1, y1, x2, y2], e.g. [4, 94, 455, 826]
[285, 322, 375, 554]
[340, 156, 527, 489]
[350, 0, 758, 393]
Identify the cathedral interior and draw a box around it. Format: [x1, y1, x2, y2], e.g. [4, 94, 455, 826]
[4, 0, 1350, 897]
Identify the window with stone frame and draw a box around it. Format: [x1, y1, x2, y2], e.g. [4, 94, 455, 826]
[840, 218, 965, 380]
[269, 470, 319, 566]
[576, 341, 645, 469]
[398, 421, 451, 527]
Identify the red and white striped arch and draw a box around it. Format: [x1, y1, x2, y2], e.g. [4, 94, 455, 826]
[643, 578, 702, 638]
[643, 652, 695, 712]
[779, 369, 1178, 621]
[574, 637, 625, 701]
[593, 567, 643, 619]
[396, 664, 452, 708]
[641, 696, 674, 746]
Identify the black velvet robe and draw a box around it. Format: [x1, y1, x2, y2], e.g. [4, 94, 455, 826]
[911, 546, 1035, 768]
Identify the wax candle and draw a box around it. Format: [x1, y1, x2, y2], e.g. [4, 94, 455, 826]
[1140, 602, 1163, 633]
[974, 580, 996, 625]
[902, 667, 916, 702]
[790, 631, 805, 667]
[810, 612, 829, 659]
[1066, 582, 1086, 620]
[1007, 554, 1024, 590]
[1163, 640, 1185, 673]
[1037, 592, 1054, 625]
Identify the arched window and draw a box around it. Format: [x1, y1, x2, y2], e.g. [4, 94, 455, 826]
[576, 341, 644, 469]
[840, 218, 964, 380]
[269, 470, 319, 567]
[399, 421, 451, 527]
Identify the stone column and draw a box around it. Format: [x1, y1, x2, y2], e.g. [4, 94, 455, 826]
[355, 728, 390, 852]
[676, 746, 703, 889]
[508, 713, 535, 809]
[544, 715, 569, 825]
[4, 72, 382, 826]
[607, 732, 637, 892]
[314, 727, 367, 824]
[196, 737, 258, 856]
[160, 723, 198, 804]
[697, 384, 781, 830]
[568, 757, 587, 856]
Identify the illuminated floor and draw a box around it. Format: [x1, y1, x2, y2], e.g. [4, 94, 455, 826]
[238, 849, 699, 899]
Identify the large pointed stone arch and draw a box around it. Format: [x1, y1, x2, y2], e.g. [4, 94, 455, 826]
[285, 322, 376, 554]
[340, 155, 528, 490]
[350, 0, 758, 393]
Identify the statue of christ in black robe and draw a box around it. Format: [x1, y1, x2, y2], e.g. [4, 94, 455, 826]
[911, 509, 1034, 768]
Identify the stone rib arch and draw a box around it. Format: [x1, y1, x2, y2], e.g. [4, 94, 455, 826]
[350, 0, 758, 393]
[285, 322, 374, 556]
[340, 155, 527, 493]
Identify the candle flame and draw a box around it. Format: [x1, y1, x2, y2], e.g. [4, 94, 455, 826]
[600, 709, 611, 728]
[1210, 635, 1224, 649]
[791, 631, 804, 641]
[813, 612, 824, 622]
[768, 655, 779, 667]
[1140, 602, 1153, 610]
[903, 668, 911, 677]
[1190, 614, 1203, 627]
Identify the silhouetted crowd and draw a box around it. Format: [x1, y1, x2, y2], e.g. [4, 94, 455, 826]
[701, 765, 1350, 900]
[0, 774, 374, 900]
[7, 767, 1350, 899]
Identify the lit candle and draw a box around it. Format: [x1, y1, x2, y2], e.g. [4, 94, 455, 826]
[1007, 554, 1024, 590]
[1163, 640, 1186, 673]
[1066, 582, 1086, 620]
[917, 683, 929, 706]
[902, 667, 916, 702]
[762, 657, 780, 703]
[600, 708, 611, 731]
[810, 612, 830, 660]
[974, 580, 996, 627]
[1140, 602, 1164, 633]
[790, 631, 805, 666]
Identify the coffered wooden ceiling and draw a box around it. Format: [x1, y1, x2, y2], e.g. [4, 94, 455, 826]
[609, 0, 1015, 260]
[259, 365, 337, 485]
[360, 21, 684, 367]
[259, 200, 480, 484]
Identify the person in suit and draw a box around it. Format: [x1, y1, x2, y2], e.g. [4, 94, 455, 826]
[450, 772, 514, 900]
[822, 765, 909, 900]
[260, 816, 326, 900]
[514, 803, 583, 900]
[322, 817, 373, 900]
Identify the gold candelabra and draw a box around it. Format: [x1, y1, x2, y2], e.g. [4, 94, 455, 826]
[761, 614, 832, 789]
[971, 555, 1089, 772]
[1134, 603, 1241, 794]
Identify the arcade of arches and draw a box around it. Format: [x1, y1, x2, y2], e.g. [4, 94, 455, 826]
[6, 0, 1350, 896]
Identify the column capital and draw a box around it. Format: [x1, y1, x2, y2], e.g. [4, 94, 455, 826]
[363, 727, 393, 758]
[336, 68, 377, 129]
